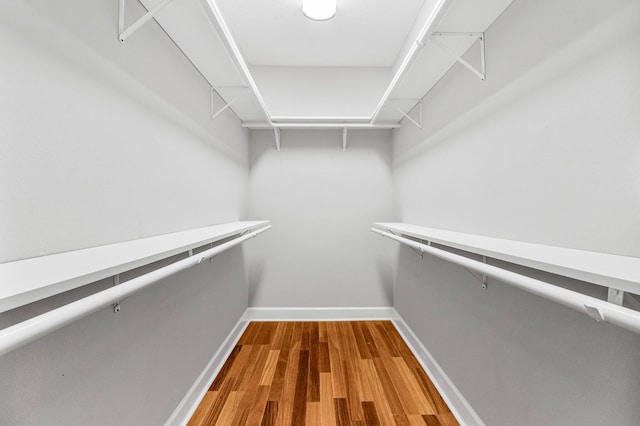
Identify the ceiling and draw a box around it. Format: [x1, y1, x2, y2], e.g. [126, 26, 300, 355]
[214, 0, 427, 67]
[144, 0, 515, 127]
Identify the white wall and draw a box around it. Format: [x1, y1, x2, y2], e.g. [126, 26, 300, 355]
[0, 0, 249, 263]
[0, 1, 249, 424]
[247, 130, 394, 308]
[392, 0, 640, 424]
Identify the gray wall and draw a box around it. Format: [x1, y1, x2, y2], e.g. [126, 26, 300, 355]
[0, 1, 249, 424]
[247, 130, 395, 307]
[392, 0, 640, 424]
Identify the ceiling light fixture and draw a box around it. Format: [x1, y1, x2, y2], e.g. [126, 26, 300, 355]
[303, 0, 336, 21]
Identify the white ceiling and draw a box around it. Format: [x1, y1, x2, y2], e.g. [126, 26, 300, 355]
[214, 0, 427, 67]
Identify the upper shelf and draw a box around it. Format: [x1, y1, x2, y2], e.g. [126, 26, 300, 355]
[0, 221, 270, 313]
[375, 0, 514, 124]
[373, 222, 640, 295]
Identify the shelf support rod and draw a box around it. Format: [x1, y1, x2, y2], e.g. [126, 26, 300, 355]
[428, 32, 486, 81]
[482, 256, 488, 290]
[210, 88, 248, 121]
[388, 100, 423, 129]
[342, 128, 348, 151]
[118, 0, 176, 43]
[112, 274, 121, 313]
[274, 128, 281, 151]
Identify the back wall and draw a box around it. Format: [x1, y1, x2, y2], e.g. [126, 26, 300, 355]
[247, 129, 394, 308]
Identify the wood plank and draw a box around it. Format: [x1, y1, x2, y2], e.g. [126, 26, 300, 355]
[408, 414, 429, 425]
[276, 339, 301, 426]
[209, 345, 241, 391]
[436, 413, 459, 426]
[340, 322, 365, 422]
[382, 321, 419, 367]
[291, 350, 310, 425]
[245, 386, 271, 426]
[360, 322, 380, 357]
[256, 322, 277, 345]
[308, 322, 321, 402]
[351, 321, 372, 359]
[319, 321, 328, 342]
[306, 402, 321, 426]
[187, 391, 217, 426]
[235, 344, 269, 391]
[371, 356, 405, 416]
[423, 414, 443, 426]
[371, 321, 400, 358]
[360, 358, 396, 426]
[328, 322, 347, 398]
[362, 401, 381, 426]
[260, 400, 278, 426]
[393, 413, 412, 426]
[201, 377, 235, 425]
[334, 398, 350, 426]
[188, 321, 458, 426]
[267, 346, 289, 402]
[391, 357, 436, 415]
[413, 366, 451, 414]
[259, 349, 281, 386]
[270, 322, 287, 350]
[319, 341, 331, 373]
[320, 373, 337, 426]
[238, 322, 260, 345]
[216, 390, 243, 425]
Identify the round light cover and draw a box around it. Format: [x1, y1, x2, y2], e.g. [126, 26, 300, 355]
[303, 0, 336, 21]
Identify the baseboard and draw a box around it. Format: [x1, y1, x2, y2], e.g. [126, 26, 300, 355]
[244, 306, 397, 321]
[165, 315, 250, 426]
[392, 310, 484, 426]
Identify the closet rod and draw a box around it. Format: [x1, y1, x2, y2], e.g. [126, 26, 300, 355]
[0, 225, 271, 357]
[372, 228, 640, 335]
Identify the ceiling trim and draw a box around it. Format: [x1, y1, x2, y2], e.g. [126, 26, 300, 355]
[242, 122, 400, 130]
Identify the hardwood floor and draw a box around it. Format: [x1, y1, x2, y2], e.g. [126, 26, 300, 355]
[188, 321, 458, 426]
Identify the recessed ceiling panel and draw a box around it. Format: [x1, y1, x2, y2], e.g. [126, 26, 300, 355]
[215, 0, 427, 67]
[252, 66, 390, 118]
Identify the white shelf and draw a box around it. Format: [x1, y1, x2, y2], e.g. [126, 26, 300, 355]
[0, 221, 270, 313]
[376, 0, 514, 124]
[373, 222, 640, 295]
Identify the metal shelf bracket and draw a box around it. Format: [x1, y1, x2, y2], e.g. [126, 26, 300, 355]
[482, 256, 488, 290]
[608, 288, 624, 306]
[112, 274, 121, 313]
[427, 32, 486, 81]
[342, 128, 348, 151]
[462, 256, 488, 290]
[274, 128, 281, 151]
[118, 0, 177, 43]
[210, 87, 250, 121]
[388, 99, 423, 129]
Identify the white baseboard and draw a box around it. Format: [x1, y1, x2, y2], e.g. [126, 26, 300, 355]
[165, 316, 250, 426]
[244, 306, 397, 321]
[392, 311, 484, 426]
[167, 306, 480, 426]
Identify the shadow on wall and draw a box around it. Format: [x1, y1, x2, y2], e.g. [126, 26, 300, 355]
[376, 258, 395, 304]
[247, 255, 265, 306]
